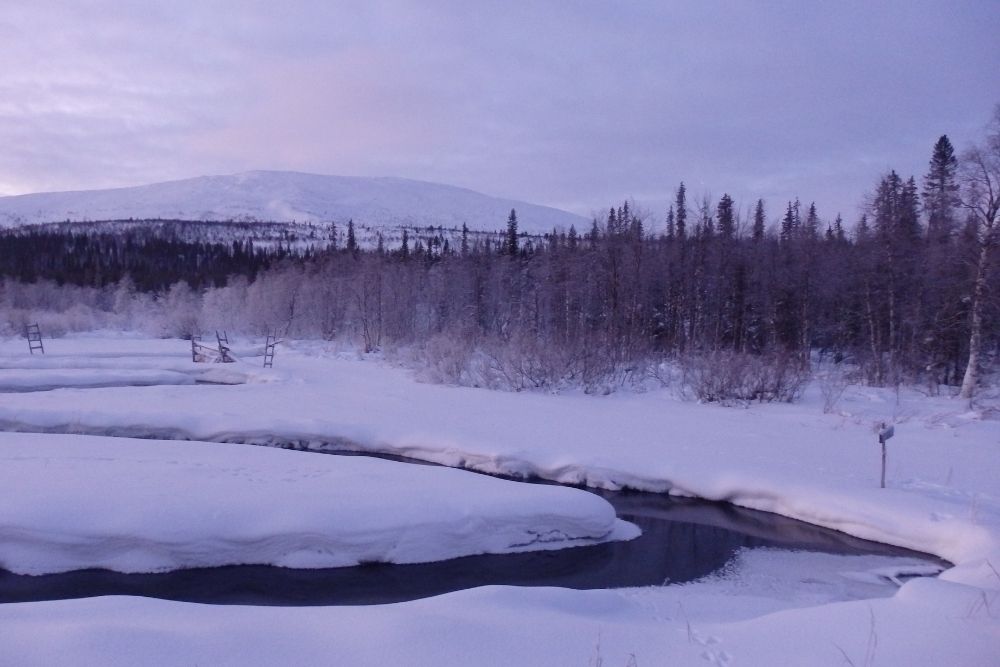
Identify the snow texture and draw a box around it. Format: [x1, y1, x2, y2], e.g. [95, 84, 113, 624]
[0, 334, 997, 666]
[1, 579, 996, 666]
[0, 434, 634, 575]
[0, 170, 588, 234]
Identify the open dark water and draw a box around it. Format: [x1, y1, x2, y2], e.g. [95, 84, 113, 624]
[0, 450, 946, 606]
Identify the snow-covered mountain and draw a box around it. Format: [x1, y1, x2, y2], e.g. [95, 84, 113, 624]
[0, 171, 587, 234]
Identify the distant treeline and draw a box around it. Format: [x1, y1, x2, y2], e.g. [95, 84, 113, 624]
[0, 227, 297, 290]
[0, 218, 518, 291]
[2, 126, 998, 396]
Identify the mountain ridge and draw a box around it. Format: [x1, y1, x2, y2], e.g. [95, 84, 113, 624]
[0, 171, 588, 234]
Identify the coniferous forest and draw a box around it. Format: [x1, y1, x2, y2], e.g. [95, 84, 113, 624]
[2, 126, 998, 398]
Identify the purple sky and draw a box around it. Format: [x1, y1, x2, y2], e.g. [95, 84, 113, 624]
[1, 1, 998, 228]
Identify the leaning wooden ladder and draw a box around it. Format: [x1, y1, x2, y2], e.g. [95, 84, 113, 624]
[25, 323, 44, 355]
[263, 331, 277, 368]
[216, 330, 234, 363]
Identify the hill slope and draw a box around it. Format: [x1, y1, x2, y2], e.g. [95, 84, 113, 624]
[0, 171, 587, 234]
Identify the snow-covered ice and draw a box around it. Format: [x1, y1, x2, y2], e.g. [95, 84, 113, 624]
[0, 334, 997, 665]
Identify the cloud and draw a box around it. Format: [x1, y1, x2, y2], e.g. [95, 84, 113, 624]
[1, 0, 998, 223]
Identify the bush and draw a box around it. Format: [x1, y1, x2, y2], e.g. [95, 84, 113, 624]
[416, 332, 477, 385]
[818, 366, 853, 413]
[414, 333, 644, 393]
[680, 350, 809, 405]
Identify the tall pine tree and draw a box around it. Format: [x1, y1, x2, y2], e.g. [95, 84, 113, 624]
[506, 209, 519, 256]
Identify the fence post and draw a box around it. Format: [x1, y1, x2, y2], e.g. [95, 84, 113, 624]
[877, 422, 894, 489]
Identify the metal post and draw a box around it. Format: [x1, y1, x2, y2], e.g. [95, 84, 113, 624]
[881, 441, 886, 489]
[877, 422, 894, 489]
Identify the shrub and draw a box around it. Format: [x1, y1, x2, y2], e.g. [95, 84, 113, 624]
[680, 350, 809, 405]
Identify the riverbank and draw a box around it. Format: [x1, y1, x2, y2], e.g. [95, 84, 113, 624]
[1, 334, 997, 665]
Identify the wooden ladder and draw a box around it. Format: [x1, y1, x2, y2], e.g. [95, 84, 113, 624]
[216, 330, 234, 363]
[263, 331, 277, 368]
[25, 323, 44, 355]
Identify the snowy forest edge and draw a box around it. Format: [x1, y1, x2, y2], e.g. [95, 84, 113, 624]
[2, 110, 998, 403]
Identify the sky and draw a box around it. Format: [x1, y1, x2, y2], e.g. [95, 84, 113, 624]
[1, 0, 998, 229]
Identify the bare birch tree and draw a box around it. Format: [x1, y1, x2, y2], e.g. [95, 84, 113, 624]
[958, 106, 1000, 400]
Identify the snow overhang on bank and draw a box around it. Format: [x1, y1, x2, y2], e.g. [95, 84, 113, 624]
[0, 433, 638, 575]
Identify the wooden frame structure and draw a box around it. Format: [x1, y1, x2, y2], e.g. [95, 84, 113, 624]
[190, 334, 235, 364]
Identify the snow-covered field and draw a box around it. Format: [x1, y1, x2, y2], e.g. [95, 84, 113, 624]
[1, 333, 998, 665]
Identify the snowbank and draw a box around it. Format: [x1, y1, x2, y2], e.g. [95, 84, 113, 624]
[0, 433, 635, 575]
[1, 580, 996, 667]
[0, 368, 197, 391]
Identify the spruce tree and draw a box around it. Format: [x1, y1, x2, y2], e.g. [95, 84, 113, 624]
[899, 177, 922, 244]
[346, 219, 358, 256]
[856, 214, 871, 242]
[506, 209, 519, 256]
[919, 137, 964, 384]
[717, 194, 735, 239]
[630, 210, 644, 240]
[752, 199, 765, 242]
[780, 202, 796, 242]
[589, 218, 600, 249]
[675, 182, 687, 240]
[922, 135, 960, 244]
[805, 203, 820, 239]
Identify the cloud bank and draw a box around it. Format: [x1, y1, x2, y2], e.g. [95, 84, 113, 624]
[1, 0, 997, 227]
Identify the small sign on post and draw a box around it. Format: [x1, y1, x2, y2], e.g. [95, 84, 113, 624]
[877, 422, 895, 489]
